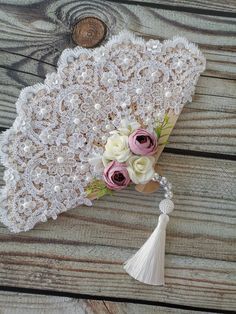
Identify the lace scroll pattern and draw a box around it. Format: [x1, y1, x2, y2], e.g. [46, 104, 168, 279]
[0, 31, 205, 232]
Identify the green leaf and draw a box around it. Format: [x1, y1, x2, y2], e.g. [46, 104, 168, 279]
[155, 114, 172, 139]
[155, 126, 162, 138]
[86, 179, 113, 199]
[164, 114, 169, 125]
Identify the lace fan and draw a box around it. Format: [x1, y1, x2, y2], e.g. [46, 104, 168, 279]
[0, 31, 205, 285]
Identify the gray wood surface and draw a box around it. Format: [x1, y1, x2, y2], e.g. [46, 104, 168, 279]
[126, 0, 236, 13]
[0, 292, 213, 314]
[0, 0, 235, 313]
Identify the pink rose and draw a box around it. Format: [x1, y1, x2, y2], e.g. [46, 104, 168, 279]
[128, 129, 158, 156]
[103, 161, 130, 190]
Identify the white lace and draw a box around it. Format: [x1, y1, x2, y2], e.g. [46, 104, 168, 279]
[0, 31, 205, 233]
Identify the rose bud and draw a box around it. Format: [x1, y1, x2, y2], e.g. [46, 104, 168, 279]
[128, 128, 158, 156]
[103, 161, 131, 190]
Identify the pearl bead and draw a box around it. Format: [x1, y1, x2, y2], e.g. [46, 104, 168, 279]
[136, 88, 142, 95]
[121, 102, 127, 109]
[93, 126, 97, 131]
[23, 201, 31, 208]
[57, 156, 64, 164]
[159, 199, 174, 214]
[80, 164, 86, 171]
[153, 173, 160, 181]
[165, 191, 173, 199]
[105, 124, 110, 130]
[86, 175, 92, 181]
[160, 177, 167, 185]
[123, 58, 129, 65]
[177, 60, 183, 67]
[81, 71, 87, 78]
[23, 145, 30, 152]
[54, 185, 60, 192]
[73, 118, 80, 125]
[40, 108, 46, 115]
[165, 91, 172, 98]
[94, 103, 101, 110]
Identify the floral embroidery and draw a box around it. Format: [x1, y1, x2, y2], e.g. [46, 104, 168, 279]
[45, 146, 76, 176]
[0, 31, 205, 232]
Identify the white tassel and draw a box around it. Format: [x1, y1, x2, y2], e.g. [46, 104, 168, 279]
[124, 198, 174, 285]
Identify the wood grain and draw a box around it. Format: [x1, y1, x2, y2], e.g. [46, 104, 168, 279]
[1, 0, 236, 76]
[122, 0, 236, 14]
[0, 292, 214, 314]
[0, 153, 235, 310]
[1, 0, 236, 14]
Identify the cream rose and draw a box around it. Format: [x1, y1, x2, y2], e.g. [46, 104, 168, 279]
[127, 156, 155, 184]
[103, 134, 131, 163]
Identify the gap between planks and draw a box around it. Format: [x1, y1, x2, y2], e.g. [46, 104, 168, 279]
[0, 290, 235, 314]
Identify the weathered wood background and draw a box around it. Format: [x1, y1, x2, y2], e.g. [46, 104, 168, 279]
[0, 0, 235, 313]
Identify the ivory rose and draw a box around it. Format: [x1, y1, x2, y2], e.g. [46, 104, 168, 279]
[127, 156, 155, 184]
[103, 134, 131, 163]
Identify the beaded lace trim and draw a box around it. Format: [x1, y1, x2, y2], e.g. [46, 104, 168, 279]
[0, 31, 205, 232]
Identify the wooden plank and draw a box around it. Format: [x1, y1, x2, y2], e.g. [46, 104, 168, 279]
[123, 0, 236, 14]
[1, 1, 236, 76]
[0, 292, 213, 314]
[1, 0, 236, 14]
[0, 153, 235, 311]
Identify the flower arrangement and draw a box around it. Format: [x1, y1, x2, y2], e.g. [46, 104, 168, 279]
[85, 115, 174, 199]
[102, 120, 159, 191]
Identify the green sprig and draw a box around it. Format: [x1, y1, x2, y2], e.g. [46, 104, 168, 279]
[155, 113, 173, 145]
[86, 179, 113, 199]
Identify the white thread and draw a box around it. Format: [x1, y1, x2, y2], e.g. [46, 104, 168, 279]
[123, 173, 174, 285]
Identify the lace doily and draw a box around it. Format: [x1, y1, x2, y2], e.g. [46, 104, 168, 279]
[0, 31, 206, 233]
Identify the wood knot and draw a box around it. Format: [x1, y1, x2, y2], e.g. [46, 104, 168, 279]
[72, 17, 107, 48]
